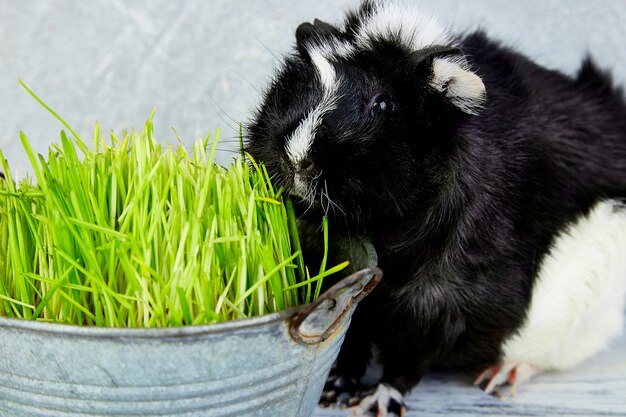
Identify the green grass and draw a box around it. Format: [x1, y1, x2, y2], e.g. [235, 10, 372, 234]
[0, 83, 348, 328]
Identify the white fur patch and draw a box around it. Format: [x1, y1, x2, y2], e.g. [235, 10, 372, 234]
[285, 106, 324, 171]
[313, 38, 354, 60]
[355, 0, 452, 51]
[354, 1, 485, 114]
[502, 200, 626, 371]
[431, 57, 486, 114]
[309, 48, 337, 92]
[285, 45, 340, 174]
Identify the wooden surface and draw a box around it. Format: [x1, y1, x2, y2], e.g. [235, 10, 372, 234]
[314, 331, 626, 417]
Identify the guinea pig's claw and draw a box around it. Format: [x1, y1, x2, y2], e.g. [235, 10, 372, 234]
[474, 363, 541, 397]
[347, 383, 406, 417]
[320, 373, 363, 408]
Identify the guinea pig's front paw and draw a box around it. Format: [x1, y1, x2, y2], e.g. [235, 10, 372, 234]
[320, 373, 363, 408]
[474, 363, 542, 397]
[347, 383, 406, 417]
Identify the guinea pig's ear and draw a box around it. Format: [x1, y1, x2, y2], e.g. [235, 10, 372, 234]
[296, 19, 343, 57]
[411, 46, 486, 114]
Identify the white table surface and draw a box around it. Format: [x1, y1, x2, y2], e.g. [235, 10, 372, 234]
[314, 330, 626, 417]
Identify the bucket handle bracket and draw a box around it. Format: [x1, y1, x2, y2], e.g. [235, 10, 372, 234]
[288, 267, 382, 345]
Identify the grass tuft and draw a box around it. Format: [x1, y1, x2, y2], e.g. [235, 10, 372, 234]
[0, 85, 347, 327]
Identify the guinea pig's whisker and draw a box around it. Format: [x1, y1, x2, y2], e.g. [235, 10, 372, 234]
[320, 189, 327, 216]
[180, 145, 240, 155]
[268, 172, 280, 184]
[322, 181, 331, 216]
[218, 137, 245, 143]
[297, 205, 311, 221]
[207, 94, 241, 134]
[234, 70, 263, 95]
[323, 180, 345, 218]
[257, 39, 286, 63]
[329, 197, 345, 217]
[308, 186, 318, 206]
[217, 149, 242, 155]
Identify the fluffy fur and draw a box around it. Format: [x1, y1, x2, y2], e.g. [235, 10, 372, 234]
[246, 0, 626, 411]
[502, 201, 626, 370]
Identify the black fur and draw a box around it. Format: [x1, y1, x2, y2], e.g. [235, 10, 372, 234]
[246, 2, 626, 398]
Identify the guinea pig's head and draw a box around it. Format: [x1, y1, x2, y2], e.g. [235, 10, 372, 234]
[246, 1, 485, 228]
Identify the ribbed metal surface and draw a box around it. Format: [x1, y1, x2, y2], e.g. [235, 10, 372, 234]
[0, 267, 380, 417]
[0, 318, 340, 417]
[0, 341, 345, 416]
[0, 374, 299, 416]
[0, 360, 299, 413]
[0, 320, 338, 417]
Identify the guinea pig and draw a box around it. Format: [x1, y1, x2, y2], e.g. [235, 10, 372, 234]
[245, 0, 626, 415]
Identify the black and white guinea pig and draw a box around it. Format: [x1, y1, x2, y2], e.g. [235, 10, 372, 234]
[246, 0, 626, 414]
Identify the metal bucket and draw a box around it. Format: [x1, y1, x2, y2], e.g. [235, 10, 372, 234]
[0, 260, 381, 417]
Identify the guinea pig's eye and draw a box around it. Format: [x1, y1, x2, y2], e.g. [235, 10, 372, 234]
[370, 94, 395, 115]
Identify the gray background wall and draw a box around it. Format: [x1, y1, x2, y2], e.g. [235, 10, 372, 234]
[1, 0, 625, 174]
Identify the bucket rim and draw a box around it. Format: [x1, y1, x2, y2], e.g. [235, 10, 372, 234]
[0, 306, 298, 339]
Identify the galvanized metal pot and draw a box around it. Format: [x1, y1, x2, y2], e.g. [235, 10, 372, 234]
[0, 266, 381, 417]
